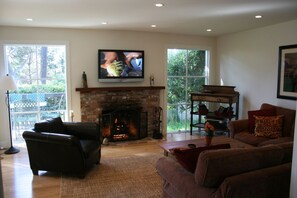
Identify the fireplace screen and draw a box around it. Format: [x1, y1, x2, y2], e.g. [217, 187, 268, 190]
[101, 107, 147, 141]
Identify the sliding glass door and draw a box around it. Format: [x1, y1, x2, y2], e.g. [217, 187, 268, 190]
[4, 44, 68, 144]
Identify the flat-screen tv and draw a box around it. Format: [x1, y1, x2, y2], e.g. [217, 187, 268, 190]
[98, 49, 144, 82]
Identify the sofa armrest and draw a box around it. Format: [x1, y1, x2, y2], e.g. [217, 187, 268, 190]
[63, 122, 101, 141]
[217, 163, 291, 198]
[228, 119, 249, 138]
[156, 157, 215, 198]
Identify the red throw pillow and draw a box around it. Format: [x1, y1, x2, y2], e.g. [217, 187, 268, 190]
[172, 143, 231, 173]
[248, 108, 276, 133]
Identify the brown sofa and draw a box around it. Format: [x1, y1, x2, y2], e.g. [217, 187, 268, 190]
[156, 142, 293, 198]
[228, 103, 295, 146]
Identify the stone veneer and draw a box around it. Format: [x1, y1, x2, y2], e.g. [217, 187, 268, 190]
[76, 87, 165, 138]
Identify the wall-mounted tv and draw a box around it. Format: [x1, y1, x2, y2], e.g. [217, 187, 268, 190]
[98, 49, 144, 82]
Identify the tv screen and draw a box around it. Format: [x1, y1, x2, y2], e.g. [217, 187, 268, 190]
[98, 49, 144, 82]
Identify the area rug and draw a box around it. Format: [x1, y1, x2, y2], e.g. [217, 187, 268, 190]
[61, 153, 163, 198]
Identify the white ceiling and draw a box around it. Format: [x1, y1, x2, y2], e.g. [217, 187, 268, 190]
[1, 0, 297, 36]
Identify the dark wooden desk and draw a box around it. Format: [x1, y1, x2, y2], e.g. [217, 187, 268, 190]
[190, 85, 239, 135]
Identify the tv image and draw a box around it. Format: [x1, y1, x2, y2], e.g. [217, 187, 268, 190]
[98, 49, 144, 82]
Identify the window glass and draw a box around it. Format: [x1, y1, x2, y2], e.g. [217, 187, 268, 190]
[167, 49, 209, 133]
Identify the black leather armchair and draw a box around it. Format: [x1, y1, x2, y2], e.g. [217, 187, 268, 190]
[22, 117, 101, 178]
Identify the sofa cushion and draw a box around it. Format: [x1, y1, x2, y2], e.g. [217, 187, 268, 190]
[261, 141, 294, 163]
[258, 137, 293, 147]
[34, 117, 65, 133]
[248, 108, 276, 133]
[217, 163, 292, 198]
[234, 132, 270, 146]
[195, 145, 284, 188]
[171, 144, 231, 173]
[254, 115, 284, 138]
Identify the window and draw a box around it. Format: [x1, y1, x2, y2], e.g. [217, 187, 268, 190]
[3, 44, 68, 143]
[167, 49, 209, 133]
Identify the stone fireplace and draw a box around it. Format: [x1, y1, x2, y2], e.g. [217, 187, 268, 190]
[76, 86, 165, 139]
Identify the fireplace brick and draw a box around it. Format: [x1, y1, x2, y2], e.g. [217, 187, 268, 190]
[79, 89, 162, 138]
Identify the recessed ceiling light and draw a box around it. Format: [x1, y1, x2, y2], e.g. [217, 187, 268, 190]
[206, 29, 212, 32]
[155, 3, 164, 7]
[26, 18, 33, 21]
[101, 22, 108, 25]
[255, 15, 262, 19]
[151, 25, 157, 28]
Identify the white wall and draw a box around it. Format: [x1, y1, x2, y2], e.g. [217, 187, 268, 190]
[0, 26, 217, 147]
[217, 19, 297, 118]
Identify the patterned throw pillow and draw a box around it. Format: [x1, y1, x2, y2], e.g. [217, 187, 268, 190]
[247, 108, 276, 133]
[254, 115, 284, 138]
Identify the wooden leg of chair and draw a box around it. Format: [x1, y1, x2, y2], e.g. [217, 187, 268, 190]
[78, 173, 85, 179]
[98, 149, 101, 164]
[32, 169, 38, 175]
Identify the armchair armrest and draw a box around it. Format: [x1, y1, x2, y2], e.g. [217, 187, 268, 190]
[63, 122, 101, 141]
[23, 130, 80, 145]
[228, 119, 249, 138]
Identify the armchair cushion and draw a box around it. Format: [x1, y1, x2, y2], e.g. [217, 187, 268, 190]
[64, 122, 100, 140]
[247, 108, 276, 133]
[34, 117, 65, 133]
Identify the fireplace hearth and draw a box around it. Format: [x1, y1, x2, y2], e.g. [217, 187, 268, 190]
[101, 107, 148, 141]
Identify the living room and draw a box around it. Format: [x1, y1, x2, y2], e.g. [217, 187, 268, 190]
[0, 0, 297, 197]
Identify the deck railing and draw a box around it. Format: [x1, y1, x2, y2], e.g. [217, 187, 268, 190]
[9, 93, 66, 143]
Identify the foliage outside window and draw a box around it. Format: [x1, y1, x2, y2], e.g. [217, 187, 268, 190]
[167, 49, 209, 133]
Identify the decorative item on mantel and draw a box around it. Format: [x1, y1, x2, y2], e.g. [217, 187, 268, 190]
[82, 71, 88, 88]
[150, 74, 154, 86]
[70, 110, 74, 122]
[204, 122, 215, 146]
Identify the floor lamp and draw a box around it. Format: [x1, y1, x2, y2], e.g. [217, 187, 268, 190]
[0, 74, 19, 154]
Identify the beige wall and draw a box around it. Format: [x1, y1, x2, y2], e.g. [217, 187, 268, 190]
[0, 26, 217, 147]
[217, 19, 297, 118]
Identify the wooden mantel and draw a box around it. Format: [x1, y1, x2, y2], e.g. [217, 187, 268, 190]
[76, 86, 166, 93]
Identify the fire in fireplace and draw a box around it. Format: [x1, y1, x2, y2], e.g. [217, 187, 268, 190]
[101, 107, 148, 141]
